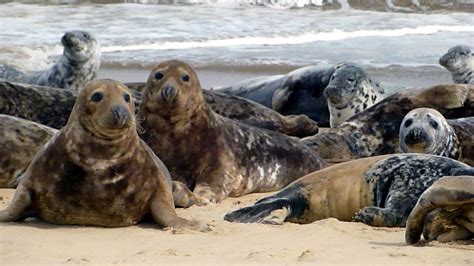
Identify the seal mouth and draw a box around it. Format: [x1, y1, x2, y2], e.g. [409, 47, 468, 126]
[403, 128, 432, 152]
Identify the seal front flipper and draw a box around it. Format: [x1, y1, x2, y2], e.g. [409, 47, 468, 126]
[0, 184, 34, 222]
[271, 86, 293, 112]
[172, 181, 210, 207]
[224, 198, 293, 225]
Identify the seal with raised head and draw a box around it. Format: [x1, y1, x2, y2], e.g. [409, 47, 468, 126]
[0, 31, 100, 91]
[324, 63, 386, 127]
[400, 108, 473, 166]
[138, 60, 326, 206]
[0, 115, 57, 188]
[302, 84, 474, 163]
[224, 154, 473, 227]
[439, 45, 474, 85]
[215, 64, 335, 127]
[405, 175, 474, 244]
[0, 79, 201, 230]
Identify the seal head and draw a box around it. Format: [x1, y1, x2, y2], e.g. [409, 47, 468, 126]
[439, 45, 474, 84]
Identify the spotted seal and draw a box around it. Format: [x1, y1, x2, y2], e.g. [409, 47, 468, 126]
[0, 79, 201, 230]
[215, 64, 335, 127]
[439, 45, 474, 85]
[302, 84, 474, 163]
[138, 60, 326, 206]
[400, 108, 473, 166]
[0, 115, 57, 188]
[0, 31, 100, 91]
[225, 154, 473, 227]
[0, 81, 318, 137]
[406, 175, 474, 244]
[324, 63, 386, 127]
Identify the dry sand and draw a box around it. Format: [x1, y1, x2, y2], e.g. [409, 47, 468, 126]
[1, 188, 472, 265]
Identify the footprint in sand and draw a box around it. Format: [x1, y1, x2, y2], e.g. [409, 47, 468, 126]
[297, 249, 317, 262]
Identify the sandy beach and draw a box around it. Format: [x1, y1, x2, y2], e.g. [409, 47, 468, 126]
[1, 188, 473, 265]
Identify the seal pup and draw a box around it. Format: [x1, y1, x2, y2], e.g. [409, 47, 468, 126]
[439, 45, 474, 85]
[405, 175, 474, 244]
[224, 154, 473, 227]
[302, 84, 474, 163]
[0, 31, 100, 91]
[138, 60, 326, 206]
[215, 64, 335, 127]
[0, 81, 318, 137]
[0, 79, 201, 230]
[324, 63, 386, 127]
[400, 108, 473, 166]
[0, 115, 57, 188]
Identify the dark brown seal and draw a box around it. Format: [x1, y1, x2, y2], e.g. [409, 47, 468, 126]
[0, 79, 200, 230]
[138, 60, 326, 206]
[0, 80, 318, 137]
[0, 115, 57, 188]
[302, 84, 474, 163]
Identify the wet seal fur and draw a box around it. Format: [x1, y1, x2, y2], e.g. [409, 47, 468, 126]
[324, 63, 385, 127]
[215, 64, 335, 127]
[225, 154, 473, 227]
[0, 115, 57, 188]
[302, 84, 474, 163]
[406, 175, 474, 244]
[0, 31, 100, 91]
[138, 60, 326, 206]
[0, 79, 201, 230]
[400, 108, 473, 166]
[0, 80, 318, 137]
[439, 45, 474, 85]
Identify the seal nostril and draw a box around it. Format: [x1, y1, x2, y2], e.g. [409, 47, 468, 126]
[112, 106, 130, 126]
[162, 85, 177, 102]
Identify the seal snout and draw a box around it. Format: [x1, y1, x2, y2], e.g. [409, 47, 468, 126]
[110, 105, 131, 128]
[324, 86, 348, 107]
[404, 128, 431, 151]
[161, 84, 178, 102]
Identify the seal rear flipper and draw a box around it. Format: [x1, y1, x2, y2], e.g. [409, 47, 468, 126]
[224, 198, 292, 225]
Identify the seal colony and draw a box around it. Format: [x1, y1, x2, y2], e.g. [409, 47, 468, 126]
[405, 175, 474, 244]
[224, 154, 473, 227]
[0, 80, 318, 137]
[302, 84, 474, 162]
[138, 60, 325, 206]
[0, 80, 201, 230]
[439, 45, 474, 85]
[399, 108, 473, 166]
[0, 31, 100, 91]
[324, 63, 386, 127]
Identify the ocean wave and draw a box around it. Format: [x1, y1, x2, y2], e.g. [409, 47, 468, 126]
[102, 25, 474, 52]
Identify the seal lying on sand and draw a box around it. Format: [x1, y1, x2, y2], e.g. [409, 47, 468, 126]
[215, 64, 334, 126]
[400, 108, 473, 166]
[225, 154, 473, 227]
[138, 60, 326, 206]
[439, 45, 473, 85]
[405, 175, 474, 244]
[302, 84, 474, 163]
[0, 81, 318, 137]
[0, 79, 201, 230]
[0, 31, 100, 91]
[324, 63, 386, 127]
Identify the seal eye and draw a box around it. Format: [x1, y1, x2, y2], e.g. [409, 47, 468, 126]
[429, 119, 439, 129]
[181, 74, 190, 82]
[124, 94, 131, 103]
[155, 72, 164, 80]
[404, 119, 413, 128]
[347, 78, 355, 83]
[90, 92, 103, 103]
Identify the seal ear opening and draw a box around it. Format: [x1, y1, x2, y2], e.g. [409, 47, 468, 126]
[224, 198, 291, 225]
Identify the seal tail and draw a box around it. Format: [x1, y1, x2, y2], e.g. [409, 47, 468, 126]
[224, 198, 292, 225]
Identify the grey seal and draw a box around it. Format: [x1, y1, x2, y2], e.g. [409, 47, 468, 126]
[439, 45, 473, 85]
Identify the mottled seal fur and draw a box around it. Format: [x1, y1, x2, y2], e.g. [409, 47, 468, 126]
[138, 60, 326, 206]
[0, 81, 318, 137]
[0, 79, 200, 230]
[324, 63, 385, 127]
[302, 84, 474, 163]
[225, 154, 473, 227]
[439, 45, 474, 85]
[0, 31, 100, 91]
[400, 108, 473, 166]
[215, 64, 335, 127]
[405, 175, 474, 244]
[0, 115, 57, 188]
